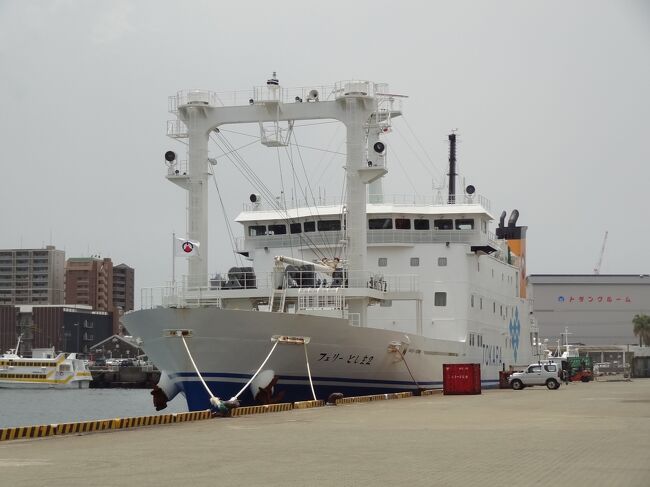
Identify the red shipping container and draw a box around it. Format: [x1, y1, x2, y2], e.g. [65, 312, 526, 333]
[443, 363, 482, 395]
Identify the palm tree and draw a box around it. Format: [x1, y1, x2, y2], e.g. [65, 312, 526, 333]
[632, 314, 650, 347]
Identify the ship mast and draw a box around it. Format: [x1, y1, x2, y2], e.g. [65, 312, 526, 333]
[166, 78, 400, 326]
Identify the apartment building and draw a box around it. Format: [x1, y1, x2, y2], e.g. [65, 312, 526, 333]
[0, 246, 65, 306]
[113, 263, 135, 312]
[65, 257, 114, 312]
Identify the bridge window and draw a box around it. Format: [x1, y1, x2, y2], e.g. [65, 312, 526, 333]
[248, 225, 266, 236]
[290, 223, 302, 234]
[455, 219, 474, 230]
[410, 257, 419, 267]
[433, 219, 453, 230]
[267, 224, 286, 235]
[304, 221, 315, 232]
[369, 218, 393, 229]
[395, 218, 411, 230]
[414, 219, 430, 230]
[434, 292, 447, 306]
[438, 257, 447, 267]
[378, 257, 388, 267]
[317, 220, 341, 231]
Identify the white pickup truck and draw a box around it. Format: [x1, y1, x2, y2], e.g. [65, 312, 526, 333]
[509, 362, 562, 390]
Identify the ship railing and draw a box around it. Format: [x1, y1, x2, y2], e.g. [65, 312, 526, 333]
[241, 192, 491, 212]
[235, 232, 345, 251]
[140, 285, 182, 310]
[139, 271, 419, 309]
[169, 90, 223, 111]
[236, 229, 492, 250]
[169, 85, 339, 113]
[298, 287, 344, 311]
[168, 83, 405, 112]
[242, 197, 343, 212]
[370, 192, 491, 210]
[166, 119, 188, 138]
[295, 269, 415, 292]
[252, 84, 337, 104]
[140, 285, 223, 309]
[367, 229, 480, 245]
[333, 80, 386, 99]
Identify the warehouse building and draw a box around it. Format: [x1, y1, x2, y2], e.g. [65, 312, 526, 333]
[528, 274, 650, 377]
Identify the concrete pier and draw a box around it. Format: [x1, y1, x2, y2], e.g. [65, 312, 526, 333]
[1, 380, 649, 486]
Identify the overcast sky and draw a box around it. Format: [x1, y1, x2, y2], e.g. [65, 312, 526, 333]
[1, 0, 648, 300]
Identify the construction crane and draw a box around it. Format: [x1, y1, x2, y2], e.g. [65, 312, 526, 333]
[593, 231, 608, 274]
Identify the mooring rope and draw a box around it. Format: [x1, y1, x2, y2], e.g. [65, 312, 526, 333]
[304, 343, 317, 401]
[396, 348, 421, 390]
[230, 340, 279, 401]
[180, 335, 223, 408]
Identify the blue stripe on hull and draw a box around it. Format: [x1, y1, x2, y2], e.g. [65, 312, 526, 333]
[171, 371, 442, 387]
[178, 377, 501, 411]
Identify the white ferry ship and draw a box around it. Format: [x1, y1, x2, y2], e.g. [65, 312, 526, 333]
[0, 336, 92, 389]
[125, 77, 539, 411]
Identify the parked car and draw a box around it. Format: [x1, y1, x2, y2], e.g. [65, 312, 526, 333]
[509, 362, 562, 390]
[593, 362, 611, 376]
[119, 359, 135, 367]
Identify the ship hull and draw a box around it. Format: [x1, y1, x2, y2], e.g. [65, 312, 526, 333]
[125, 307, 522, 411]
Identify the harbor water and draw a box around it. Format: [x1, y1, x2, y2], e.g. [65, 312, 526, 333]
[0, 388, 187, 428]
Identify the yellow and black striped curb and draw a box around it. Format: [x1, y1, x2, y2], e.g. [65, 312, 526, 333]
[0, 410, 211, 442]
[293, 399, 326, 409]
[420, 389, 444, 396]
[335, 391, 415, 405]
[0, 390, 446, 440]
[230, 402, 293, 417]
[232, 390, 437, 415]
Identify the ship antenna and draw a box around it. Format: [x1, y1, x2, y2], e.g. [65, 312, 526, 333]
[447, 131, 457, 204]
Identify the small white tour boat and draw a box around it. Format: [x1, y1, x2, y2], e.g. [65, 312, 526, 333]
[0, 336, 93, 389]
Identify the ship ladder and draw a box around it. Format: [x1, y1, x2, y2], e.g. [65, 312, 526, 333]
[268, 278, 287, 312]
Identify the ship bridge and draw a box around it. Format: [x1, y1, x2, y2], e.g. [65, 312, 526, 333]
[234, 192, 498, 253]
